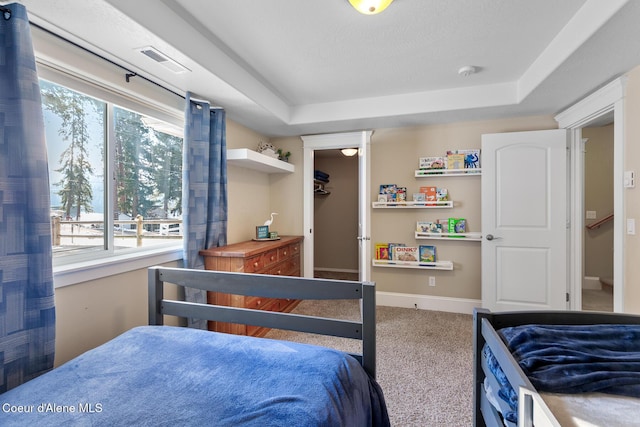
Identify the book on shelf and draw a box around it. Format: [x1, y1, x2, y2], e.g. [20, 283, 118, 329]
[387, 243, 406, 260]
[418, 156, 446, 171]
[379, 184, 397, 195]
[448, 218, 467, 237]
[446, 153, 465, 170]
[392, 246, 419, 262]
[417, 221, 442, 233]
[436, 188, 448, 201]
[379, 184, 406, 204]
[413, 193, 426, 203]
[375, 243, 390, 260]
[447, 149, 481, 170]
[420, 186, 437, 205]
[419, 245, 437, 262]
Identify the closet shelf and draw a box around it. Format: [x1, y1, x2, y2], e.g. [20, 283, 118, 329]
[227, 148, 294, 173]
[372, 259, 454, 270]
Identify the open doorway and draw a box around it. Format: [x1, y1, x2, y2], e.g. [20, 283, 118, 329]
[582, 122, 614, 312]
[557, 76, 625, 312]
[301, 131, 372, 282]
[313, 149, 359, 280]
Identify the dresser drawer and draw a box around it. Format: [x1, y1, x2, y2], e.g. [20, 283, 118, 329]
[245, 296, 276, 311]
[278, 243, 297, 260]
[243, 255, 263, 273]
[261, 248, 279, 269]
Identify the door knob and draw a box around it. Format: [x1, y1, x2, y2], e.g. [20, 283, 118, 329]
[486, 234, 499, 241]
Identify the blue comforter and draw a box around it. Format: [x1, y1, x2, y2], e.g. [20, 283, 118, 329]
[499, 324, 640, 396]
[0, 326, 389, 426]
[484, 324, 640, 423]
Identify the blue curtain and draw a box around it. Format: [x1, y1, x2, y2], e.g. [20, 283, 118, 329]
[182, 93, 228, 329]
[0, 3, 55, 392]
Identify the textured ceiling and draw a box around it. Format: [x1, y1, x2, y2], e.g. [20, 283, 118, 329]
[17, 0, 640, 137]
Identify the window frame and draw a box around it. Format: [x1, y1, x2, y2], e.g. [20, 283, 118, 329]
[35, 36, 186, 288]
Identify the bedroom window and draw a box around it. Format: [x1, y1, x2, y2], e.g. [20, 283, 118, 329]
[41, 79, 184, 264]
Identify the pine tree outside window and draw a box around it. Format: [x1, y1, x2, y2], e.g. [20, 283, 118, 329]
[41, 80, 183, 264]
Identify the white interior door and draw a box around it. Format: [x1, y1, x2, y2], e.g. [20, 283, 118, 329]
[358, 137, 371, 281]
[481, 129, 569, 311]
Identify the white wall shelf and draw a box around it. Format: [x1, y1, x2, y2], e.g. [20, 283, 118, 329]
[372, 259, 454, 270]
[415, 168, 481, 177]
[227, 148, 294, 173]
[415, 231, 482, 241]
[372, 201, 453, 208]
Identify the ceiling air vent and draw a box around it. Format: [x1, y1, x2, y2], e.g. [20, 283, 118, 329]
[138, 46, 190, 74]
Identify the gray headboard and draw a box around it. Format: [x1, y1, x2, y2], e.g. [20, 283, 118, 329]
[148, 266, 377, 378]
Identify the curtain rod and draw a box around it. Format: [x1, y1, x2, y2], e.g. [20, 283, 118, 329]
[30, 21, 190, 102]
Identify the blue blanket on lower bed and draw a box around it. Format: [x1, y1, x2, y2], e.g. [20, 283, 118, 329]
[0, 326, 389, 426]
[499, 324, 640, 396]
[484, 324, 640, 423]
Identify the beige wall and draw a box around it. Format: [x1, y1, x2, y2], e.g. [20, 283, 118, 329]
[624, 66, 640, 313]
[583, 125, 614, 281]
[369, 116, 558, 298]
[54, 260, 182, 366]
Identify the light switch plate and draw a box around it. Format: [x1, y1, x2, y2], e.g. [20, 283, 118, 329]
[624, 171, 635, 188]
[586, 211, 597, 220]
[627, 218, 636, 235]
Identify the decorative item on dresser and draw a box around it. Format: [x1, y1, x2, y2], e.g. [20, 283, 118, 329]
[199, 235, 303, 336]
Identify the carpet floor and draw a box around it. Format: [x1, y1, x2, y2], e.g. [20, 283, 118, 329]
[265, 299, 474, 426]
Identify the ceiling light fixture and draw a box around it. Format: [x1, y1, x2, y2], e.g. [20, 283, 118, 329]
[349, 0, 394, 15]
[458, 65, 477, 77]
[341, 148, 358, 157]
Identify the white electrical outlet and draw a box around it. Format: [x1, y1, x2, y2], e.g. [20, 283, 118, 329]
[429, 276, 436, 287]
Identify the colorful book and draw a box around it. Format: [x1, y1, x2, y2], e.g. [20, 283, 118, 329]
[416, 221, 442, 233]
[388, 243, 406, 260]
[375, 243, 390, 260]
[448, 218, 467, 236]
[420, 186, 437, 205]
[447, 153, 465, 170]
[419, 156, 446, 170]
[419, 245, 437, 262]
[448, 149, 481, 170]
[393, 246, 418, 262]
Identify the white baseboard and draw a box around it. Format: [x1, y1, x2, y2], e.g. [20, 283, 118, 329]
[583, 276, 602, 290]
[314, 267, 359, 274]
[376, 291, 481, 315]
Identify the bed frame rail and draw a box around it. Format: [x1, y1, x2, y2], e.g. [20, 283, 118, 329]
[148, 266, 377, 378]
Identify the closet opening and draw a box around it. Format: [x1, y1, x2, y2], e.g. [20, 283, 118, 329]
[313, 149, 359, 281]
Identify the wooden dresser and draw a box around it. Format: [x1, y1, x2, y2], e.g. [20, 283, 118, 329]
[199, 235, 303, 336]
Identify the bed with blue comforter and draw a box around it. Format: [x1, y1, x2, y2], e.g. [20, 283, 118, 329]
[0, 326, 388, 426]
[473, 309, 640, 427]
[0, 267, 390, 426]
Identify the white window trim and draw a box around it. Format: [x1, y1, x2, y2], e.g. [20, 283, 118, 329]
[53, 247, 184, 289]
[32, 26, 186, 287]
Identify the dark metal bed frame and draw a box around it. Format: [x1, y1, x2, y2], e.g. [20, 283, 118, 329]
[473, 307, 640, 427]
[148, 266, 377, 378]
